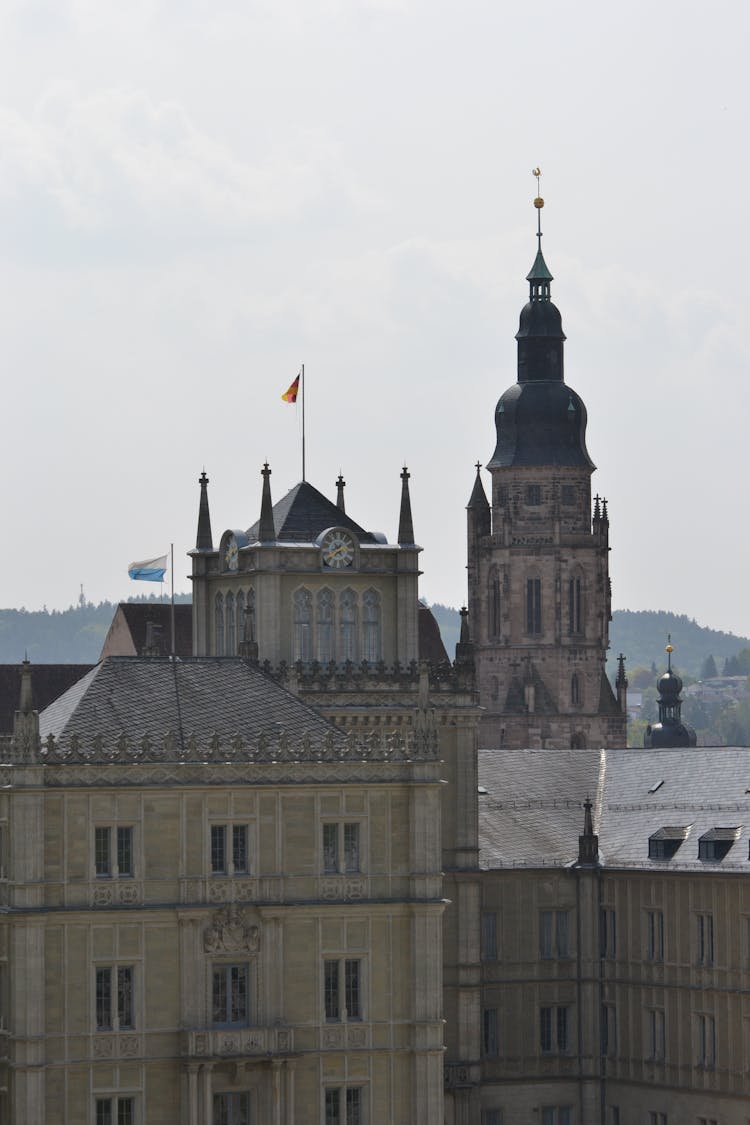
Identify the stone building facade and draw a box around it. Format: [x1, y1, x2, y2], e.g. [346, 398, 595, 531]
[1, 658, 446, 1123]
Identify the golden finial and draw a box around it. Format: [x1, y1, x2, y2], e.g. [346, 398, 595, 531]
[665, 634, 673, 672]
[532, 167, 544, 209]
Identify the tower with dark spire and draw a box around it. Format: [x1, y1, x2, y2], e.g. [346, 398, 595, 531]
[644, 639, 697, 748]
[467, 172, 626, 750]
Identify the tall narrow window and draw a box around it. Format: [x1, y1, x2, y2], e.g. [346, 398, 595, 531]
[540, 1005, 569, 1053]
[482, 912, 498, 961]
[540, 910, 570, 959]
[293, 588, 313, 662]
[697, 1013, 716, 1067]
[95, 966, 134, 1031]
[602, 1004, 617, 1058]
[647, 1008, 665, 1060]
[323, 822, 360, 874]
[325, 1088, 363, 1125]
[571, 674, 581, 706]
[482, 1008, 499, 1056]
[600, 907, 617, 958]
[213, 1092, 250, 1125]
[526, 578, 542, 634]
[317, 589, 334, 664]
[225, 591, 236, 656]
[647, 910, 664, 962]
[697, 913, 714, 966]
[236, 590, 245, 649]
[324, 959, 361, 1021]
[362, 589, 381, 663]
[340, 589, 358, 662]
[215, 593, 225, 656]
[568, 575, 583, 634]
[212, 965, 249, 1026]
[488, 568, 501, 638]
[96, 1099, 134, 1125]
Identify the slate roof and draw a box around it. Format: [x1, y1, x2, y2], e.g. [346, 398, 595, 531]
[245, 481, 377, 544]
[39, 657, 340, 754]
[478, 746, 750, 874]
[99, 603, 193, 660]
[0, 663, 95, 734]
[418, 604, 449, 663]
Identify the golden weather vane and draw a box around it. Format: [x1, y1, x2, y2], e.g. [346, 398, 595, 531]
[532, 167, 544, 243]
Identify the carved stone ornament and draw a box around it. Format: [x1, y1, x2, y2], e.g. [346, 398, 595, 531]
[203, 906, 261, 954]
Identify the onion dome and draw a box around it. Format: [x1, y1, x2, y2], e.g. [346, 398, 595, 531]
[644, 639, 697, 749]
[488, 173, 594, 470]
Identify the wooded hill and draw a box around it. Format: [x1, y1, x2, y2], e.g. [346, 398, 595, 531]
[0, 599, 747, 678]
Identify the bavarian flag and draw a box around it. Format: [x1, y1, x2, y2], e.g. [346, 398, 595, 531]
[128, 554, 168, 581]
[282, 374, 300, 403]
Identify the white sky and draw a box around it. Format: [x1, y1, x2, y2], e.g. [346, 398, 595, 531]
[2, 0, 749, 636]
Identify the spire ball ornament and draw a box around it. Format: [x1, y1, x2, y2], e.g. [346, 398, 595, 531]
[532, 167, 544, 208]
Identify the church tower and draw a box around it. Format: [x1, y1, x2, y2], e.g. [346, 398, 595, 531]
[468, 178, 626, 749]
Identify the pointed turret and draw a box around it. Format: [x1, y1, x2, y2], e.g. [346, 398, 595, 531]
[13, 658, 39, 762]
[336, 474, 346, 514]
[19, 657, 33, 713]
[467, 463, 491, 538]
[195, 470, 213, 551]
[258, 463, 275, 542]
[398, 466, 415, 546]
[616, 653, 628, 714]
[577, 796, 599, 866]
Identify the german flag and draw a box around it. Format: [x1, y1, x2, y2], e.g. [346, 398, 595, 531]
[281, 375, 300, 403]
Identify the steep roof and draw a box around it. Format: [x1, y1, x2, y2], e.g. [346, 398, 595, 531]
[40, 657, 340, 754]
[479, 746, 750, 873]
[99, 603, 193, 660]
[418, 604, 449, 664]
[0, 663, 95, 734]
[246, 481, 376, 544]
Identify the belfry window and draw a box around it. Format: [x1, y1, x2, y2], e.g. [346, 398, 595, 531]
[571, 673, 581, 707]
[215, 593, 225, 656]
[340, 589, 358, 662]
[225, 592, 236, 656]
[489, 568, 501, 638]
[293, 588, 313, 662]
[362, 589, 381, 663]
[526, 578, 542, 635]
[568, 576, 583, 635]
[317, 589, 334, 664]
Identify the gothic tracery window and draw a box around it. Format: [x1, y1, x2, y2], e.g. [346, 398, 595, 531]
[568, 573, 583, 635]
[526, 577, 542, 635]
[571, 673, 581, 706]
[340, 588, 358, 663]
[225, 592, 236, 656]
[317, 588, 334, 664]
[215, 593, 225, 656]
[293, 587, 313, 662]
[362, 588, 381, 663]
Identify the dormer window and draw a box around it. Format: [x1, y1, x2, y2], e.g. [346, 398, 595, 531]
[698, 827, 740, 862]
[649, 825, 691, 860]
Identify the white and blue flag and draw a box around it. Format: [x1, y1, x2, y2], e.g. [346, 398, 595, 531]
[128, 554, 168, 582]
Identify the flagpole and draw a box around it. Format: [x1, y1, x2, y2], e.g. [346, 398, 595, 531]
[170, 543, 175, 658]
[301, 363, 306, 482]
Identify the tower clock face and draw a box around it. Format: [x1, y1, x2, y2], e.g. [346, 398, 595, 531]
[320, 529, 355, 569]
[224, 535, 239, 572]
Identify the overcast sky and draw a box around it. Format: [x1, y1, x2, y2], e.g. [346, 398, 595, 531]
[2, 0, 749, 641]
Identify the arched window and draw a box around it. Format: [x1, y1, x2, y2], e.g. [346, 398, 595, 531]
[571, 673, 581, 706]
[236, 590, 245, 647]
[225, 592, 236, 656]
[488, 568, 501, 638]
[245, 587, 256, 642]
[568, 574, 583, 635]
[293, 588, 313, 662]
[317, 588, 334, 664]
[215, 593, 225, 656]
[362, 588, 381, 663]
[526, 576, 542, 635]
[340, 589, 358, 663]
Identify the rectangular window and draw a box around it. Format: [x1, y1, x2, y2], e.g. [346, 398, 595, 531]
[325, 1087, 362, 1125]
[213, 1092, 250, 1125]
[212, 965, 249, 1027]
[540, 910, 570, 959]
[483, 1007, 499, 1057]
[542, 1109, 572, 1125]
[482, 912, 498, 961]
[211, 825, 249, 875]
[648, 1114, 667, 1125]
[697, 913, 714, 966]
[602, 1004, 617, 1058]
[600, 908, 617, 959]
[698, 1118, 718, 1125]
[561, 485, 575, 505]
[526, 578, 542, 634]
[540, 1006, 569, 1054]
[322, 822, 360, 874]
[647, 910, 664, 962]
[647, 1008, 665, 1061]
[324, 959, 361, 1021]
[95, 826, 134, 878]
[526, 484, 542, 506]
[95, 967, 134, 1031]
[697, 1014, 716, 1068]
[96, 1099, 134, 1125]
[482, 1113, 501, 1125]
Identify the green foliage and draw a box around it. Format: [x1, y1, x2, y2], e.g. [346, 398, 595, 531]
[608, 610, 750, 680]
[722, 649, 750, 676]
[0, 594, 192, 664]
[700, 654, 718, 679]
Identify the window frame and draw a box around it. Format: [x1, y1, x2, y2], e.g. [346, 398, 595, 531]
[696, 912, 714, 966]
[94, 825, 134, 879]
[540, 1005, 570, 1055]
[323, 957, 362, 1023]
[647, 1007, 666, 1062]
[213, 1091, 251, 1125]
[324, 1086, 364, 1125]
[322, 821, 361, 875]
[95, 1095, 136, 1125]
[646, 909, 664, 962]
[210, 823, 250, 876]
[95, 965, 135, 1032]
[211, 963, 250, 1028]
[539, 909, 570, 960]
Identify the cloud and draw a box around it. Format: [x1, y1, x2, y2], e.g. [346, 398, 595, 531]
[0, 85, 371, 260]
